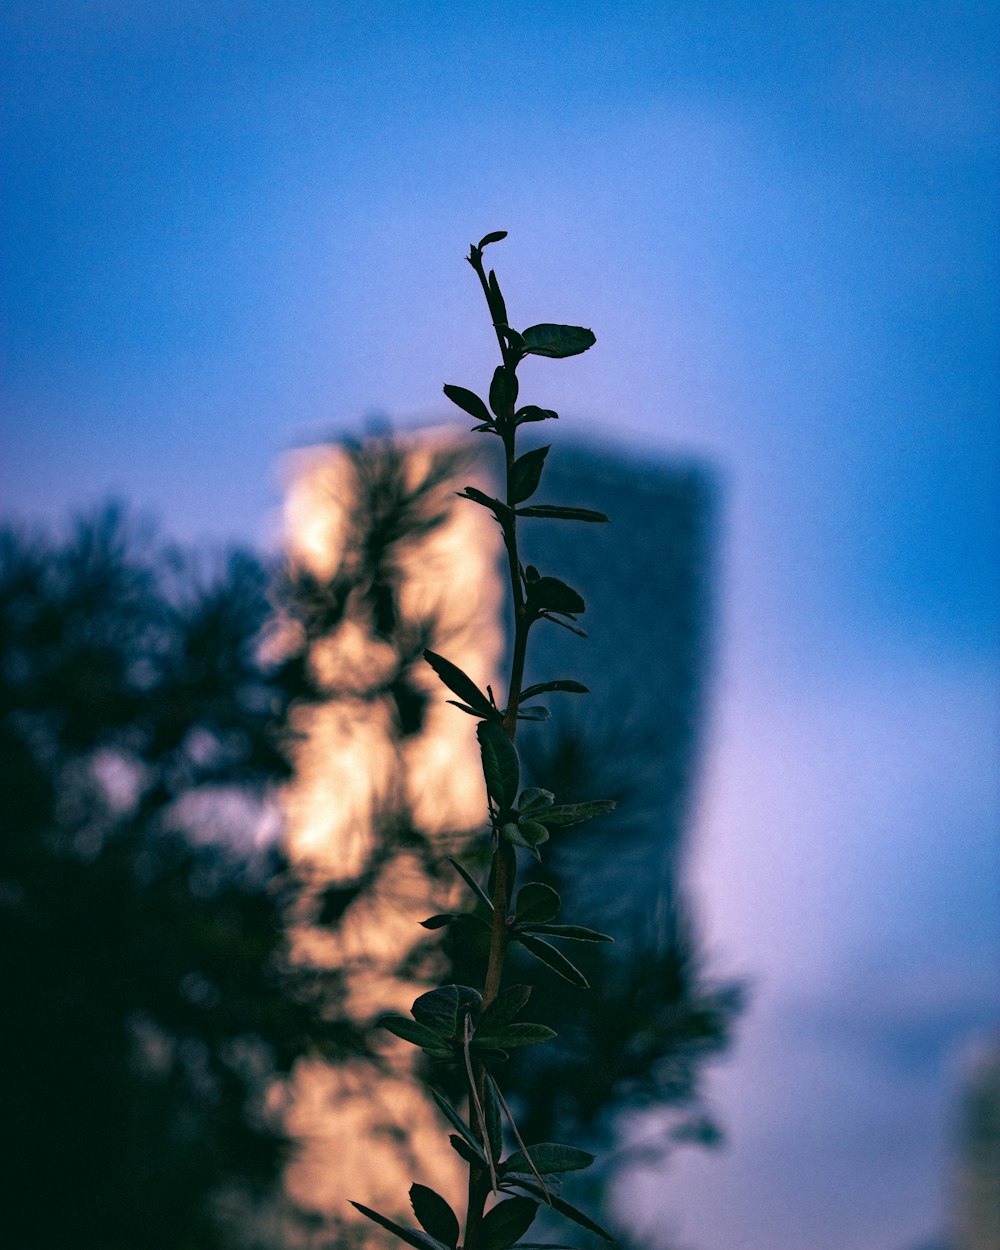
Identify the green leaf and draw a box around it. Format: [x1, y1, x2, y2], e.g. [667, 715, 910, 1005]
[443, 384, 492, 426]
[521, 324, 596, 359]
[477, 1046, 511, 1066]
[517, 934, 589, 988]
[510, 446, 550, 505]
[487, 270, 509, 328]
[450, 1133, 487, 1166]
[518, 680, 589, 701]
[410, 1186, 460, 1250]
[502, 819, 549, 853]
[478, 984, 532, 1035]
[419, 913, 457, 929]
[350, 1204, 453, 1250]
[475, 1023, 557, 1050]
[502, 1143, 595, 1175]
[500, 325, 526, 356]
[489, 364, 518, 419]
[520, 820, 550, 845]
[515, 405, 558, 424]
[526, 576, 585, 616]
[540, 614, 587, 638]
[538, 800, 616, 828]
[412, 984, 482, 1037]
[516, 706, 550, 721]
[432, 1090, 488, 1164]
[526, 924, 614, 943]
[478, 720, 520, 809]
[447, 856, 494, 911]
[516, 505, 608, 523]
[459, 486, 514, 523]
[517, 787, 555, 815]
[478, 230, 508, 249]
[514, 882, 560, 925]
[423, 649, 495, 718]
[501, 1183, 614, 1242]
[447, 699, 491, 718]
[380, 1015, 451, 1049]
[480, 1197, 539, 1250]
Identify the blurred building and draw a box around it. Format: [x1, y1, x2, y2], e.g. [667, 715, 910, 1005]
[277, 430, 717, 1234]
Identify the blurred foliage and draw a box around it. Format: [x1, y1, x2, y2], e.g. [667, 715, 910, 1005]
[0, 439, 742, 1248]
[0, 507, 368, 1250]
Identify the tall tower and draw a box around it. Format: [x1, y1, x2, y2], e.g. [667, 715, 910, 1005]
[277, 431, 719, 1232]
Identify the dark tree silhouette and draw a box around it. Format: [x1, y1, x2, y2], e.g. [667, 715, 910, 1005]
[0, 507, 365, 1250]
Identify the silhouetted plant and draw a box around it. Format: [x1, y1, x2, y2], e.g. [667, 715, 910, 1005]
[350, 233, 630, 1250]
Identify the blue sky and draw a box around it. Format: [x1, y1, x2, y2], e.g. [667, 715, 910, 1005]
[3, 3, 998, 1247]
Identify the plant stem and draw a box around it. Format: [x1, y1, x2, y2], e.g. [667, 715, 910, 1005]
[464, 248, 528, 1250]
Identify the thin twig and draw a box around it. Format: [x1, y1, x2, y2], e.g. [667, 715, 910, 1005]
[488, 1073, 551, 1202]
[464, 1013, 499, 1193]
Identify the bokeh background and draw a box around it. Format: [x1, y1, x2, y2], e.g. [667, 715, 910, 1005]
[3, 4, 998, 1249]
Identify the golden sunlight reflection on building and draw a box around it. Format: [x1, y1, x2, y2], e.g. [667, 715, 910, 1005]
[279, 432, 503, 1229]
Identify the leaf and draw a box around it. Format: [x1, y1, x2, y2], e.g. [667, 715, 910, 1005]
[419, 913, 457, 929]
[526, 576, 585, 616]
[521, 324, 596, 359]
[350, 1204, 453, 1250]
[478, 230, 508, 249]
[432, 1090, 488, 1164]
[516, 706, 550, 721]
[475, 1023, 557, 1050]
[517, 787, 555, 815]
[502, 819, 549, 853]
[380, 1015, 451, 1050]
[515, 405, 558, 424]
[478, 720, 520, 809]
[526, 924, 613, 943]
[510, 446, 550, 505]
[517, 934, 589, 988]
[480, 1197, 539, 1250]
[450, 1133, 487, 1166]
[538, 800, 616, 828]
[410, 1185, 460, 1250]
[501, 1183, 614, 1242]
[539, 614, 588, 638]
[443, 384, 492, 426]
[514, 882, 560, 925]
[412, 984, 482, 1037]
[477, 1046, 511, 1066]
[423, 649, 494, 718]
[489, 364, 518, 418]
[487, 270, 509, 328]
[502, 1143, 595, 1176]
[518, 680, 589, 701]
[516, 505, 609, 523]
[447, 699, 491, 718]
[478, 984, 532, 1035]
[459, 486, 513, 523]
[447, 856, 494, 911]
[500, 325, 526, 356]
